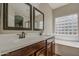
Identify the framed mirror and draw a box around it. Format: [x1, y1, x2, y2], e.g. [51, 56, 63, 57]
[33, 7, 44, 30]
[3, 3, 32, 30]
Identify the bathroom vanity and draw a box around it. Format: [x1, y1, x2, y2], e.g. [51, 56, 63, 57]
[2, 40, 45, 56]
[0, 35, 55, 56]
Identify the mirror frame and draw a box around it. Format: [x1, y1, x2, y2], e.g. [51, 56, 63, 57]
[33, 7, 44, 31]
[3, 3, 32, 30]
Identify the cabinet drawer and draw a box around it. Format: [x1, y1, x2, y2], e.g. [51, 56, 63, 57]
[2, 48, 23, 56]
[2, 46, 36, 56]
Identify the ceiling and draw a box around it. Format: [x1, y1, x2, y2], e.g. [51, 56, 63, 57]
[31, 3, 69, 9]
[49, 3, 69, 9]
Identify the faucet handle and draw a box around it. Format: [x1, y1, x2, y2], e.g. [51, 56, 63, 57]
[17, 34, 22, 39]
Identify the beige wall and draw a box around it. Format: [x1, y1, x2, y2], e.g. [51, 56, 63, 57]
[53, 3, 79, 17]
[0, 3, 2, 33]
[39, 3, 53, 35]
[54, 3, 79, 55]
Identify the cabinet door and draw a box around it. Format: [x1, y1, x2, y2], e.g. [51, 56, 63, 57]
[47, 41, 55, 56]
[22, 46, 36, 56]
[47, 43, 51, 56]
[36, 48, 45, 56]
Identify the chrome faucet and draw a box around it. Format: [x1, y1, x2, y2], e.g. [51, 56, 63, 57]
[17, 32, 25, 39]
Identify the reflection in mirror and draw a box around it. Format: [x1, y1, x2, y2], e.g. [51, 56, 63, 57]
[8, 3, 30, 28]
[33, 7, 44, 30]
[3, 3, 32, 30]
[15, 15, 23, 28]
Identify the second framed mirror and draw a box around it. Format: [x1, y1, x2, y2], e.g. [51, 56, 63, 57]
[33, 7, 44, 31]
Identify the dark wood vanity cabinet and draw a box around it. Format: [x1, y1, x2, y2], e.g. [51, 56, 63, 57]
[2, 41, 46, 56]
[2, 39, 55, 56]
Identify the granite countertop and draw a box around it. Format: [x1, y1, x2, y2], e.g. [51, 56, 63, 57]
[0, 35, 54, 55]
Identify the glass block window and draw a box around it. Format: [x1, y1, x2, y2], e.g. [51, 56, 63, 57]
[55, 14, 78, 36]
